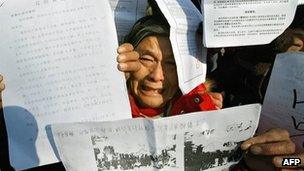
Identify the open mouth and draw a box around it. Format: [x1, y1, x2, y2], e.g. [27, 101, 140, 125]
[140, 84, 165, 94]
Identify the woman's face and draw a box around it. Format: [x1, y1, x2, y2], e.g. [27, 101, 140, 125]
[129, 36, 179, 108]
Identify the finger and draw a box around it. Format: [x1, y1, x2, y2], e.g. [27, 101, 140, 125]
[117, 51, 139, 63]
[117, 43, 134, 54]
[117, 61, 141, 72]
[0, 75, 3, 82]
[0, 83, 4, 91]
[213, 100, 222, 110]
[208, 93, 223, 109]
[273, 153, 304, 168]
[207, 92, 223, 101]
[249, 140, 295, 156]
[241, 128, 290, 150]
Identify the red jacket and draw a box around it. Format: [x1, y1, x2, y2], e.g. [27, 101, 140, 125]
[129, 83, 217, 118]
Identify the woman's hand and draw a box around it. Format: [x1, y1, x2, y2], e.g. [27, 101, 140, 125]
[205, 92, 223, 109]
[117, 43, 141, 74]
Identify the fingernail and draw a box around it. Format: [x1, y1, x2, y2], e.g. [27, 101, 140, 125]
[241, 143, 250, 150]
[118, 63, 126, 70]
[250, 146, 262, 155]
[117, 46, 123, 53]
[118, 55, 125, 62]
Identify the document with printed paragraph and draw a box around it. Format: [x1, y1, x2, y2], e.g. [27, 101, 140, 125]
[202, 0, 299, 47]
[0, 0, 131, 170]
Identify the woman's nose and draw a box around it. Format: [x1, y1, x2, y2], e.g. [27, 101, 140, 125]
[149, 64, 164, 82]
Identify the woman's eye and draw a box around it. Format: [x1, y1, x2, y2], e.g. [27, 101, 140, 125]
[140, 57, 153, 61]
[139, 56, 155, 65]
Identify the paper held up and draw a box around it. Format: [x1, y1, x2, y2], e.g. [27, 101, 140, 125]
[202, 0, 299, 47]
[154, 0, 207, 94]
[0, 0, 131, 170]
[258, 52, 304, 152]
[52, 104, 261, 171]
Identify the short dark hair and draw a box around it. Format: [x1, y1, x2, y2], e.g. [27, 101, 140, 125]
[124, 15, 170, 47]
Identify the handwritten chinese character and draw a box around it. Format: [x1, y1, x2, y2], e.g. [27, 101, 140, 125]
[293, 89, 304, 109]
[292, 116, 304, 131]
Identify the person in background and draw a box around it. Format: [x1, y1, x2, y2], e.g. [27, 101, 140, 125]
[209, 5, 304, 108]
[207, 5, 304, 171]
[239, 5, 304, 171]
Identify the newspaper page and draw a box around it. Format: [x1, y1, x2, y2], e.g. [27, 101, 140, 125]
[0, 0, 131, 170]
[52, 104, 261, 171]
[202, 0, 299, 47]
[258, 52, 304, 152]
[154, 0, 207, 94]
[109, 0, 148, 44]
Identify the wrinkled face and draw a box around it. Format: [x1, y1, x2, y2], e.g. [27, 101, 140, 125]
[129, 36, 179, 108]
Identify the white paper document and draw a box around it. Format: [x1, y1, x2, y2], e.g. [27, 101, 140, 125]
[0, 0, 131, 170]
[202, 0, 299, 47]
[52, 104, 261, 171]
[154, 0, 207, 94]
[258, 52, 304, 152]
[109, 0, 148, 44]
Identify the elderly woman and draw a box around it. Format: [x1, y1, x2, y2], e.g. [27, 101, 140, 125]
[116, 15, 223, 118]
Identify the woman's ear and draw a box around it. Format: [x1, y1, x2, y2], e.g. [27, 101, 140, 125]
[287, 36, 304, 52]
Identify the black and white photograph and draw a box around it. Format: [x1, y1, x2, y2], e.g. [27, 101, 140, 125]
[91, 133, 178, 170]
[184, 132, 242, 171]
